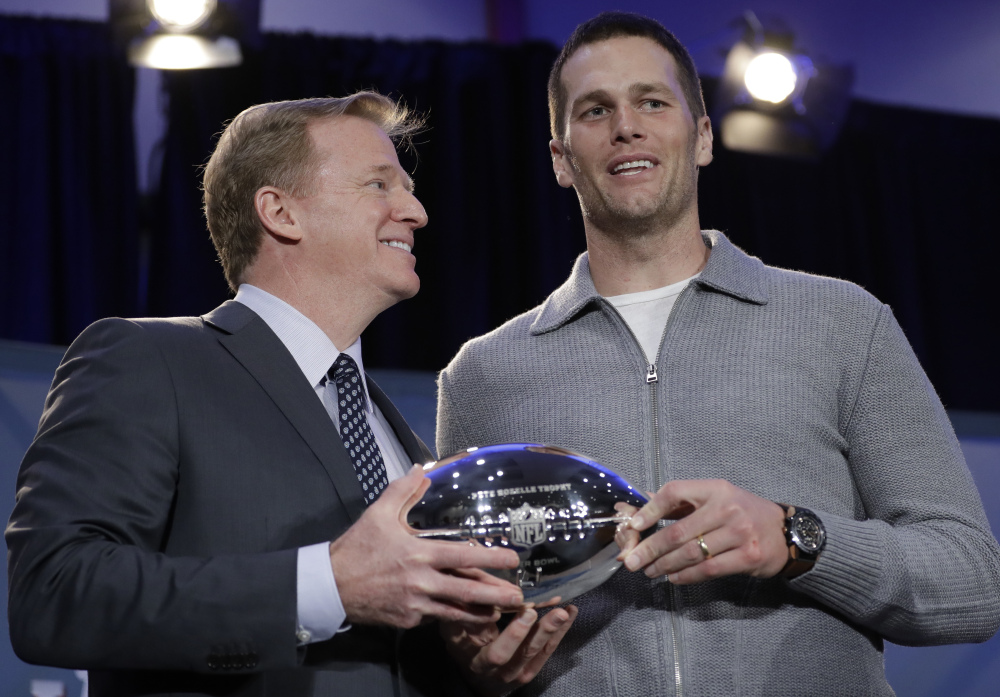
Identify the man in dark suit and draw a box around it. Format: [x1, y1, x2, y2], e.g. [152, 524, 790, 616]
[6, 92, 574, 697]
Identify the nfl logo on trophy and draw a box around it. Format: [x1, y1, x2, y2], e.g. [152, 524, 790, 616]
[509, 503, 548, 547]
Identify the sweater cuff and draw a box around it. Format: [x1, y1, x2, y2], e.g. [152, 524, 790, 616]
[787, 509, 883, 616]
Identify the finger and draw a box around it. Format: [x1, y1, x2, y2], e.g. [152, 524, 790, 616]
[448, 567, 520, 588]
[399, 467, 433, 524]
[615, 525, 641, 560]
[369, 465, 427, 518]
[425, 538, 521, 571]
[440, 619, 499, 649]
[614, 502, 641, 559]
[622, 524, 686, 572]
[614, 501, 639, 519]
[623, 504, 724, 572]
[478, 607, 537, 670]
[423, 599, 504, 625]
[531, 595, 563, 610]
[520, 608, 568, 658]
[628, 479, 722, 531]
[519, 605, 577, 681]
[640, 528, 733, 578]
[663, 547, 749, 585]
[661, 513, 787, 582]
[429, 570, 524, 610]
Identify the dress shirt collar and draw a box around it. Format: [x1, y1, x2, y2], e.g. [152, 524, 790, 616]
[234, 284, 371, 407]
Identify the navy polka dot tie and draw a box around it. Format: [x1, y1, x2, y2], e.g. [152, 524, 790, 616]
[329, 354, 388, 504]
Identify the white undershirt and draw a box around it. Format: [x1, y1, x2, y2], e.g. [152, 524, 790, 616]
[605, 275, 698, 363]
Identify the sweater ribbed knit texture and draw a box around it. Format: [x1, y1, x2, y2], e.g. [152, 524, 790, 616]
[437, 231, 1000, 697]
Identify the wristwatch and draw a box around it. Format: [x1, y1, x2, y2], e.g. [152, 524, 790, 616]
[778, 504, 826, 578]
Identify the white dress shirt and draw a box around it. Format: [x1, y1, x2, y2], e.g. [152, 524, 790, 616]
[234, 284, 414, 644]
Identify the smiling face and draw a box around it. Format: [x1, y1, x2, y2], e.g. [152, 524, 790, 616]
[291, 115, 428, 311]
[551, 36, 713, 239]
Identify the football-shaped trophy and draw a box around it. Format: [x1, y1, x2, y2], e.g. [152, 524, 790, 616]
[407, 443, 648, 603]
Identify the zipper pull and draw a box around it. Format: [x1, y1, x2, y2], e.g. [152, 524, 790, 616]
[646, 363, 658, 384]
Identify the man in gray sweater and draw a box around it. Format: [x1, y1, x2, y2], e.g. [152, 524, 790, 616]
[436, 11, 1000, 696]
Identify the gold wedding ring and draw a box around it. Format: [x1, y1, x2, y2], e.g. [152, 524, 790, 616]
[697, 534, 713, 559]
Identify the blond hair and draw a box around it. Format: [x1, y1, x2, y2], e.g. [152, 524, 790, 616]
[203, 92, 424, 291]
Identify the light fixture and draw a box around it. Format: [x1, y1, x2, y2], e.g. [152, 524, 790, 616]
[110, 0, 254, 70]
[714, 12, 853, 158]
[743, 52, 799, 104]
[148, 0, 217, 32]
[128, 34, 241, 70]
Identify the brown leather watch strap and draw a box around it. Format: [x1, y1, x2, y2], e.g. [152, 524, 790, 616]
[778, 504, 816, 579]
[780, 543, 815, 578]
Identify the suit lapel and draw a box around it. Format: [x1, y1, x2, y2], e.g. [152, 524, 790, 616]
[204, 301, 368, 523]
[367, 377, 435, 466]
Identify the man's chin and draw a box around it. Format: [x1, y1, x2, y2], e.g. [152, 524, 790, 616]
[587, 189, 697, 237]
[393, 278, 420, 302]
[587, 206, 663, 237]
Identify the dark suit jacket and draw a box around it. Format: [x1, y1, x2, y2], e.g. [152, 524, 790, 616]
[6, 301, 459, 697]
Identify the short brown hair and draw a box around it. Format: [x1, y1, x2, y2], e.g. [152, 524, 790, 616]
[547, 12, 706, 141]
[203, 92, 424, 291]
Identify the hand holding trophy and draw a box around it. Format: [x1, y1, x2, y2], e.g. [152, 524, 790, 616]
[407, 443, 648, 604]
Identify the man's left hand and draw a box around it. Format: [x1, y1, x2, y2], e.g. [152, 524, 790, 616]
[616, 479, 788, 584]
[441, 602, 578, 697]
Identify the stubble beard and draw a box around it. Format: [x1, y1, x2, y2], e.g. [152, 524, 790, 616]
[568, 141, 699, 242]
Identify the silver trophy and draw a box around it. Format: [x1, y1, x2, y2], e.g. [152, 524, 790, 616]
[407, 443, 648, 603]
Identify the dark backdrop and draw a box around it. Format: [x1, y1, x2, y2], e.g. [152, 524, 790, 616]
[0, 16, 137, 344]
[150, 34, 583, 375]
[2, 17, 998, 411]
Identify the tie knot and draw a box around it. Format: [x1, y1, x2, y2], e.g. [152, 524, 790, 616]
[330, 353, 359, 383]
[329, 354, 365, 411]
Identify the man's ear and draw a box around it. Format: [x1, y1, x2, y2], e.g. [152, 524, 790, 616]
[695, 115, 714, 168]
[255, 186, 302, 242]
[549, 139, 575, 189]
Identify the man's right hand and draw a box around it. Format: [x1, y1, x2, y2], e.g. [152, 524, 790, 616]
[441, 603, 578, 696]
[329, 465, 524, 628]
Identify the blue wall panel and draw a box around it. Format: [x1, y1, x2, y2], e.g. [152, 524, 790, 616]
[1, 341, 998, 696]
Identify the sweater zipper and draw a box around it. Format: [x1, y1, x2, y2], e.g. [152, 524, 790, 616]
[647, 363, 661, 491]
[650, 284, 694, 697]
[602, 298, 686, 697]
[646, 362, 683, 697]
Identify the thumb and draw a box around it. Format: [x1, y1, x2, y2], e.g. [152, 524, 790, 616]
[364, 463, 425, 514]
[384, 464, 431, 523]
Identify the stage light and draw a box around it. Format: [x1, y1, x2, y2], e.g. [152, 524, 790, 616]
[713, 13, 853, 158]
[110, 0, 258, 70]
[128, 33, 241, 70]
[744, 52, 797, 104]
[148, 0, 217, 33]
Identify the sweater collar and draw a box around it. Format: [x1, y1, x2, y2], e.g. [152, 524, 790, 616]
[530, 230, 769, 335]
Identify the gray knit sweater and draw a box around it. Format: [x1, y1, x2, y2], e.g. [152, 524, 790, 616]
[437, 230, 1000, 697]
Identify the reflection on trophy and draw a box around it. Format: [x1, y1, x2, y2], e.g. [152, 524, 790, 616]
[407, 443, 648, 603]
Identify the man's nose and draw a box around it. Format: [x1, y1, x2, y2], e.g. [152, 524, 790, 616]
[395, 189, 428, 229]
[612, 108, 644, 143]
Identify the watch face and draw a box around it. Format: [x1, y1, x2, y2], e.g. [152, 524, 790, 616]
[791, 513, 826, 553]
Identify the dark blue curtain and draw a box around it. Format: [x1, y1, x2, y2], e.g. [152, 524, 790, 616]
[0, 16, 137, 345]
[151, 34, 583, 371]
[5, 21, 993, 411]
[155, 37, 999, 410]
